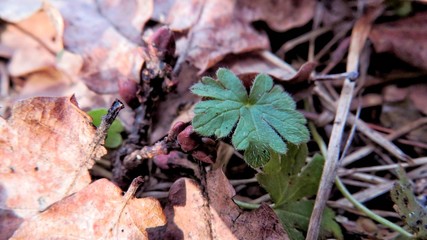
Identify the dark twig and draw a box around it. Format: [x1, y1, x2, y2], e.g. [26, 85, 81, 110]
[65, 99, 125, 195]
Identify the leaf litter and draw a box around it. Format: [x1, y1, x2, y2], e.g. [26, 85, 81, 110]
[1, 1, 427, 240]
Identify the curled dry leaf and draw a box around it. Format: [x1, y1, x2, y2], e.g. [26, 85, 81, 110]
[370, 12, 427, 71]
[0, 96, 106, 239]
[149, 169, 289, 239]
[11, 179, 166, 240]
[51, 0, 146, 93]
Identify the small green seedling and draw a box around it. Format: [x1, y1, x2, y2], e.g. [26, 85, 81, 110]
[391, 167, 427, 238]
[87, 108, 124, 148]
[191, 68, 309, 167]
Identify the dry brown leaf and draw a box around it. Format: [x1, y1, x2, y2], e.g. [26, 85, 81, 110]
[152, 0, 204, 31]
[0, 96, 106, 239]
[10, 178, 166, 240]
[0, 0, 43, 23]
[150, 169, 288, 239]
[51, 0, 146, 93]
[237, 0, 316, 32]
[154, 0, 316, 72]
[155, 0, 269, 72]
[0, 7, 63, 76]
[97, 0, 153, 44]
[370, 12, 427, 71]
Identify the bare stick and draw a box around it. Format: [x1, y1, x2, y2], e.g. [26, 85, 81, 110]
[306, 7, 383, 239]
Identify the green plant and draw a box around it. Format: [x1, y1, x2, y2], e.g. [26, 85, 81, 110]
[257, 144, 343, 240]
[87, 108, 124, 148]
[191, 69, 341, 239]
[191, 68, 309, 167]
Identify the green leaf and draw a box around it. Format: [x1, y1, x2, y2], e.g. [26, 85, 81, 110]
[257, 144, 323, 206]
[256, 148, 342, 239]
[275, 200, 343, 240]
[391, 167, 427, 238]
[87, 108, 124, 148]
[191, 68, 309, 167]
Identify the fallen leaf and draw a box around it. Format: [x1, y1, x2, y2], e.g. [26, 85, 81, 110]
[96, 0, 153, 44]
[237, 0, 315, 32]
[370, 12, 427, 71]
[0, 0, 42, 23]
[11, 178, 166, 239]
[149, 169, 289, 239]
[0, 96, 106, 239]
[51, 0, 146, 93]
[152, 0, 204, 31]
[381, 85, 427, 144]
[156, 0, 269, 72]
[0, 7, 63, 76]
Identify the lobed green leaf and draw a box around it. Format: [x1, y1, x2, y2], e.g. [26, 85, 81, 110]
[191, 68, 309, 167]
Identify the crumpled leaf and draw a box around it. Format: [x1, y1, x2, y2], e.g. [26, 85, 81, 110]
[10, 178, 166, 239]
[0, 96, 106, 239]
[191, 68, 309, 167]
[391, 167, 427, 238]
[369, 12, 427, 71]
[149, 169, 288, 239]
[256, 145, 343, 240]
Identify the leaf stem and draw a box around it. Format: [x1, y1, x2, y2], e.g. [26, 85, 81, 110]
[335, 177, 413, 238]
[308, 120, 413, 238]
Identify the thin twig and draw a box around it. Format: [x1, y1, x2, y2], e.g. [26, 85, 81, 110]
[307, 8, 383, 239]
[276, 26, 332, 58]
[342, 118, 427, 166]
[341, 157, 427, 173]
[315, 86, 409, 163]
[65, 99, 124, 195]
[309, 109, 410, 236]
